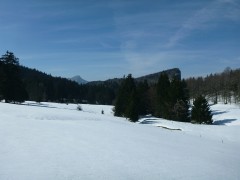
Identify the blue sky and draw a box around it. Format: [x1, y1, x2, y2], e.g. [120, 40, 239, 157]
[0, 0, 239, 81]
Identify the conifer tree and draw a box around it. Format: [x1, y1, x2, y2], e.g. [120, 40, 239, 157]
[0, 51, 28, 103]
[114, 74, 139, 122]
[155, 73, 171, 118]
[0, 62, 5, 99]
[171, 79, 190, 122]
[137, 80, 149, 115]
[191, 95, 212, 124]
[154, 74, 190, 122]
[125, 91, 139, 122]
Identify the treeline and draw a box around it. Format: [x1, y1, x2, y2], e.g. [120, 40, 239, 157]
[185, 67, 240, 104]
[0, 51, 118, 104]
[21, 67, 118, 104]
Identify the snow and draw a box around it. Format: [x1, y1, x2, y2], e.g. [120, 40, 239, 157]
[0, 102, 240, 180]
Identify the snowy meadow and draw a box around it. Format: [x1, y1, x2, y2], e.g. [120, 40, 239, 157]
[0, 101, 240, 180]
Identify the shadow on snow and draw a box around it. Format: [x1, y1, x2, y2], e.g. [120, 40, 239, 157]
[211, 110, 228, 115]
[213, 119, 237, 125]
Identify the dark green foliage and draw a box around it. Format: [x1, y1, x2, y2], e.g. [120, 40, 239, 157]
[114, 74, 139, 122]
[20, 66, 118, 104]
[172, 100, 190, 122]
[0, 62, 6, 99]
[0, 51, 28, 103]
[155, 73, 171, 118]
[154, 74, 190, 122]
[0, 51, 19, 65]
[125, 91, 139, 122]
[191, 95, 213, 124]
[137, 80, 150, 115]
[114, 73, 190, 122]
[170, 79, 190, 122]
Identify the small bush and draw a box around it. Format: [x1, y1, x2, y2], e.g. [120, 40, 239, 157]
[77, 104, 82, 111]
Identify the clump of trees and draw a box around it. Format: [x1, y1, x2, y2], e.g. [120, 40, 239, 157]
[0, 51, 28, 103]
[154, 74, 190, 122]
[114, 74, 139, 122]
[114, 73, 215, 124]
[114, 73, 190, 123]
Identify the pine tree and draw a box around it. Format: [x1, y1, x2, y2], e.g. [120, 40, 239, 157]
[125, 91, 139, 122]
[155, 73, 171, 118]
[137, 80, 149, 115]
[191, 95, 213, 124]
[0, 51, 28, 103]
[0, 61, 6, 99]
[170, 79, 190, 122]
[0, 51, 19, 65]
[154, 74, 190, 122]
[114, 74, 139, 122]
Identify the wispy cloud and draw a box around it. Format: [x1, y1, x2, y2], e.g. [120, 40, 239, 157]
[122, 50, 207, 77]
[166, 0, 240, 48]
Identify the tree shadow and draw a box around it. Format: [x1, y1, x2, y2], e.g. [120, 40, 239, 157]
[22, 102, 58, 109]
[212, 110, 228, 115]
[139, 115, 160, 124]
[140, 119, 159, 124]
[213, 119, 237, 125]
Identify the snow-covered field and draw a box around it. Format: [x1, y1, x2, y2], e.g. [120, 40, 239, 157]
[0, 101, 239, 180]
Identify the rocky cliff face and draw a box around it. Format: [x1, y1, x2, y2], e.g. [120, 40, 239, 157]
[136, 68, 181, 84]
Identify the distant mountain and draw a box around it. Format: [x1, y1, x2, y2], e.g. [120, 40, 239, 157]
[70, 75, 88, 84]
[88, 68, 181, 85]
[136, 68, 181, 84]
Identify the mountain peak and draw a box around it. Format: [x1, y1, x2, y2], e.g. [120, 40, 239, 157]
[70, 75, 88, 84]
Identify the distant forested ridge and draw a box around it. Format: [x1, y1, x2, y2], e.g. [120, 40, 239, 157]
[185, 67, 240, 104]
[19, 66, 117, 104]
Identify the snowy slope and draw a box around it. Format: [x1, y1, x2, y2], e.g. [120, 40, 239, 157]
[0, 102, 239, 180]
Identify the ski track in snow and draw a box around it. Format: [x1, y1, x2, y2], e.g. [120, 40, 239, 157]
[0, 101, 240, 180]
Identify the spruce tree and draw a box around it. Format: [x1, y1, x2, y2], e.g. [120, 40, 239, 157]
[0, 51, 28, 103]
[191, 95, 213, 124]
[125, 91, 139, 122]
[171, 79, 190, 122]
[156, 73, 171, 118]
[137, 80, 149, 116]
[0, 61, 6, 99]
[114, 74, 139, 122]
[155, 74, 190, 122]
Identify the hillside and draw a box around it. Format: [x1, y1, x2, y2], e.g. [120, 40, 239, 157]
[89, 68, 181, 85]
[136, 68, 181, 84]
[0, 101, 239, 180]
